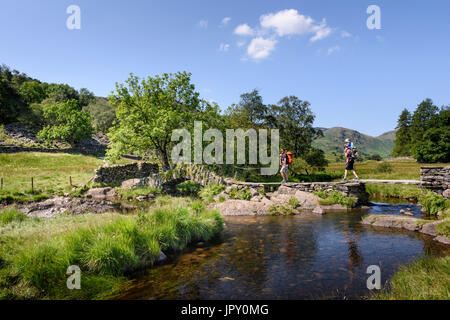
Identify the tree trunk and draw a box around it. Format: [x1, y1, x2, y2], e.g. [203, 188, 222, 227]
[161, 151, 170, 172]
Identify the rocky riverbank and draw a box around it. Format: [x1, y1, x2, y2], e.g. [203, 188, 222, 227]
[211, 185, 369, 216]
[361, 214, 450, 245]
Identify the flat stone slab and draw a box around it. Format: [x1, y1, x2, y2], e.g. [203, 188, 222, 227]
[360, 179, 420, 185]
[361, 214, 450, 245]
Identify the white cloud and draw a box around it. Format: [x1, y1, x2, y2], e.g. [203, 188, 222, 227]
[259, 9, 331, 42]
[219, 43, 230, 52]
[376, 35, 384, 42]
[341, 30, 352, 38]
[237, 40, 246, 47]
[327, 45, 340, 55]
[247, 37, 277, 60]
[198, 20, 208, 28]
[221, 17, 231, 25]
[234, 23, 255, 36]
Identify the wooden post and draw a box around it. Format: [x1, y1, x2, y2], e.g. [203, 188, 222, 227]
[1, 177, 3, 190]
[70, 176, 72, 187]
[31, 177, 34, 193]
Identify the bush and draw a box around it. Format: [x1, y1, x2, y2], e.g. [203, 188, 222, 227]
[419, 191, 449, 216]
[374, 162, 393, 173]
[315, 190, 357, 208]
[175, 181, 202, 196]
[228, 187, 251, 200]
[288, 197, 300, 208]
[38, 100, 93, 145]
[199, 183, 226, 203]
[367, 154, 383, 161]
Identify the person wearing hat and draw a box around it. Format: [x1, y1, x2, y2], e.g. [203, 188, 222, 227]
[342, 138, 359, 182]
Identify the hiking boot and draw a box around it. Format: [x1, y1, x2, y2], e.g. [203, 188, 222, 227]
[353, 177, 360, 181]
[341, 178, 347, 183]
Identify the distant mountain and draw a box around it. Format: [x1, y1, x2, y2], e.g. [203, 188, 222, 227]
[313, 127, 396, 158]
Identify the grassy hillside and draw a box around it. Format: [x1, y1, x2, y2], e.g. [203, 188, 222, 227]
[313, 127, 395, 159]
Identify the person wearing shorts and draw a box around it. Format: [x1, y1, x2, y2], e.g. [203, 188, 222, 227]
[280, 149, 289, 183]
[342, 146, 359, 182]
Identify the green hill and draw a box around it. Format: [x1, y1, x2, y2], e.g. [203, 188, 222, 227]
[313, 127, 395, 159]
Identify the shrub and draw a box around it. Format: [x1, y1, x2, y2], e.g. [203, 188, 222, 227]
[288, 197, 300, 208]
[436, 220, 450, 238]
[175, 181, 202, 196]
[199, 183, 226, 203]
[374, 162, 393, 173]
[316, 190, 357, 208]
[419, 191, 449, 216]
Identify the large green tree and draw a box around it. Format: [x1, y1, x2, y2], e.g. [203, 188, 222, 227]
[38, 99, 93, 145]
[106, 72, 208, 170]
[268, 96, 323, 157]
[410, 98, 439, 159]
[392, 108, 412, 157]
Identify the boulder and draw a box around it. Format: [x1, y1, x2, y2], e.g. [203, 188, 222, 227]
[85, 187, 117, 201]
[211, 199, 274, 216]
[443, 189, 450, 199]
[121, 178, 144, 189]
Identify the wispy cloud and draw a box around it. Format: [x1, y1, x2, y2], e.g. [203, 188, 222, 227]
[234, 23, 255, 36]
[327, 45, 340, 55]
[197, 19, 208, 28]
[221, 17, 231, 26]
[260, 9, 331, 42]
[247, 37, 277, 60]
[341, 30, 352, 38]
[234, 9, 334, 60]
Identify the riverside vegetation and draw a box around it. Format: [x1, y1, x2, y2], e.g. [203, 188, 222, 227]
[0, 198, 224, 299]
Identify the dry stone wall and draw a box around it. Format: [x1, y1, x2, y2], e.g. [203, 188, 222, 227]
[93, 162, 159, 184]
[420, 166, 450, 196]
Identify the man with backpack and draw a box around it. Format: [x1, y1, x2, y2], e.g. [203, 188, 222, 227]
[342, 142, 360, 182]
[280, 149, 293, 183]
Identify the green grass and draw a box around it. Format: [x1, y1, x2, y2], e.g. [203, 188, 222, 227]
[325, 159, 449, 181]
[436, 220, 450, 237]
[376, 256, 450, 300]
[365, 184, 422, 200]
[0, 198, 224, 300]
[0, 208, 29, 226]
[0, 152, 134, 203]
[228, 187, 251, 200]
[314, 190, 357, 208]
[116, 186, 162, 200]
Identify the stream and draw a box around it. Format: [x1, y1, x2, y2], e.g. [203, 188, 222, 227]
[116, 201, 450, 300]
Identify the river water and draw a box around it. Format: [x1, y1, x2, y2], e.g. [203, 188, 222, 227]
[117, 201, 450, 300]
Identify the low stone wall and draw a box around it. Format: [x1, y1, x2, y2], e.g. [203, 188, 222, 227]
[420, 166, 450, 196]
[182, 164, 225, 186]
[228, 181, 370, 205]
[93, 162, 159, 184]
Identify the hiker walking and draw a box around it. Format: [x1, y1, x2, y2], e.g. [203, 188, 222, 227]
[342, 139, 360, 182]
[280, 149, 289, 183]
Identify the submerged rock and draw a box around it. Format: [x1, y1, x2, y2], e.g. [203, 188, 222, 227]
[85, 187, 117, 201]
[361, 214, 450, 245]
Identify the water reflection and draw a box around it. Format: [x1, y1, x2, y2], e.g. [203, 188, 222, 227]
[117, 204, 450, 300]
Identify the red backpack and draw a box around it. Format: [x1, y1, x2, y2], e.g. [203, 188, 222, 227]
[286, 152, 293, 165]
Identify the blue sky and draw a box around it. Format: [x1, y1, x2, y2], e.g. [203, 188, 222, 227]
[1, 0, 449, 136]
